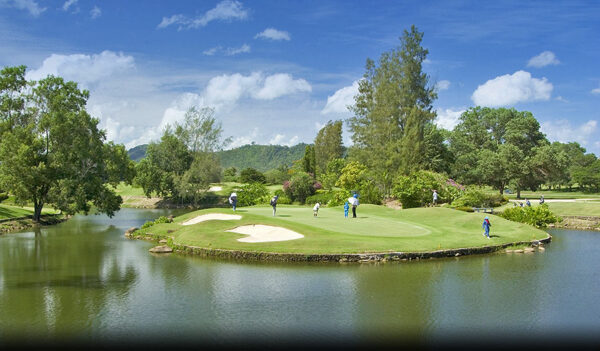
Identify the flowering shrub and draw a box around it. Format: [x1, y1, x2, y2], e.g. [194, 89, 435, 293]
[500, 204, 561, 228]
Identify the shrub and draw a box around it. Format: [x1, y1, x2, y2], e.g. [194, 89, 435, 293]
[273, 189, 292, 204]
[452, 188, 508, 208]
[0, 192, 8, 203]
[357, 179, 383, 205]
[328, 190, 351, 206]
[237, 183, 269, 206]
[240, 168, 266, 184]
[392, 170, 461, 208]
[306, 190, 334, 206]
[140, 216, 170, 229]
[284, 171, 316, 204]
[499, 204, 561, 228]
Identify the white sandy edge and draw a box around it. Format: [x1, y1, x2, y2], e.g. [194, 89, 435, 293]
[182, 213, 241, 225]
[227, 224, 304, 243]
[208, 186, 222, 192]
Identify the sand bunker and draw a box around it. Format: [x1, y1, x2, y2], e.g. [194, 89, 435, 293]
[182, 213, 241, 226]
[227, 225, 304, 243]
[208, 186, 222, 192]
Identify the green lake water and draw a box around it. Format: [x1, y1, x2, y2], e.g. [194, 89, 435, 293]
[1, 208, 599, 345]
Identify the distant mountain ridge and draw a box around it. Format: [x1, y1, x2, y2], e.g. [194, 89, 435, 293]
[127, 143, 308, 172]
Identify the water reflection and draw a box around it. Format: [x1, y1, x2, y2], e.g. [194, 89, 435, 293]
[0, 210, 599, 343]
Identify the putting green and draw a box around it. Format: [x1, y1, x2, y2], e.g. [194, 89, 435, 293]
[136, 205, 549, 255]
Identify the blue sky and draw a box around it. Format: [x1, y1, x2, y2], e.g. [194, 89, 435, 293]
[1, 0, 599, 154]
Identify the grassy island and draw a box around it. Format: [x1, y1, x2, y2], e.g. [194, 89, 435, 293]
[131, 205, 550, 261]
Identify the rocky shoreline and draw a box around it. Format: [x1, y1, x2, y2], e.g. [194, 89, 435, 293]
[550, 216, 600, 231]
[0, 215, 68, 235]
[124, 226, 552, 263]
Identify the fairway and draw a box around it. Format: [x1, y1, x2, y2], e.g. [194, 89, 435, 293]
[137, 205, 549, 255]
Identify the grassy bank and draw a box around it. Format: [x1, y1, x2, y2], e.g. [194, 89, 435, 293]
[134, 205, 548, 255]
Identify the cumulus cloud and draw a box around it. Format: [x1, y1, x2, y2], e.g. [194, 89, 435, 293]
[435, 80, 451, 91]
[541, 119, 598, 147]
[435, 108, 465, 131]
[1, 0, 46, 16]
[471, 70, 553, 107]
[62, 0, 77, 11]
[229, 128, 260, 148]
[157, 0, 248, 30]
[254, 28, 291, 41]
[269, 134, 298, 146]
[321, 80, 360, 114]
[90, 5, 101, 19]
[26, 51, 135, 87]
[527, 51, 560, 68]
[591, 87, 600, 95]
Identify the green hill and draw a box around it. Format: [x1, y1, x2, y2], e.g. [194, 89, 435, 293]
[127, 143, 308, 171]
[127, 144, 148, 162]
[218, 143, 308, 172]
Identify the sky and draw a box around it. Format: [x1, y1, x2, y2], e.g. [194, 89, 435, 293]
[1, 0, 599, 154]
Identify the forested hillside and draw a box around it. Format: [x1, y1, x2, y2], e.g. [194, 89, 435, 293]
[128, 143, 308, 171]
[219, 143, 308, 172]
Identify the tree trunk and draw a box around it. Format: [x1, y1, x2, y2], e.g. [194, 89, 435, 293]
[33, 201, 43, 222]
[517, 188, 521, 199]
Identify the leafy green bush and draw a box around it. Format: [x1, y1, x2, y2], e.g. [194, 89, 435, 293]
[273, 189, 292, 204]
[0, 192, 8, 203]
[284, 171, 316, 204]
[328, 190, 351, 206]
[393, 170, 462, 208]
[499, 204, 561, 228]
[357, 179, 383, 205]
[237, 183, 269, 206]
[240, 168, 266, 184]
[140, 216, 170, 229]
[306, 190, 334, 206]
[452, 188, 508, 208]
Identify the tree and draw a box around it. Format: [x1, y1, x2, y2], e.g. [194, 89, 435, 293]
[240, 167, 266, 184]
[284, 171, 316, 204]
[348, 25, 437, 193]
[302, 144, 316, 177]
[174, 106, 231, 153]
[321, 158, 346, 189]
[0, 65, 30, 135]
[314, 120, 343, 176]
[0, 73, 134, 222]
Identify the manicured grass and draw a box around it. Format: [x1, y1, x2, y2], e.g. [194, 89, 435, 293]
[538, 202, 600, 217]
[112, 182, 148, 197]
[482, 186, 600, 199]
[0, 204, 58, 220]
[139, 205, 548, 254]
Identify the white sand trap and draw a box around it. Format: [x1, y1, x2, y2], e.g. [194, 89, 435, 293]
[208, 186, 222, 192]
[182, 213, 241, 225]
[227, 225, 304, 243]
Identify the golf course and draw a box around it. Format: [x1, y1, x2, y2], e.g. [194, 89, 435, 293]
[131, 204, 550, 260]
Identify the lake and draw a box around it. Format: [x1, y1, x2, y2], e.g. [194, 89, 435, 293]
[1, 208, 599, 347]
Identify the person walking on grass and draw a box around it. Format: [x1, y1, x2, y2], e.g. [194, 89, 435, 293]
[432, 189, 438, 206]
[539, 194, 545, 204]
[482, 216, 491, 239]
[229, 192, 237, 212]
[344, 201, 350, 218]
[270, 195, 279, 216]
[313, 202, 320, 217]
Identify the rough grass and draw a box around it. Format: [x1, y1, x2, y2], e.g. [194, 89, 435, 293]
[138, 205, 548, 254]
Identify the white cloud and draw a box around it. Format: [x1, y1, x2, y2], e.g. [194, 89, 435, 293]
[1, 0, 46, 16]
[269, 134, 299, 146]
[254, 28, 291, 41]
[62, 0, 77, 11]
[527, 51, 560, 68]
[321, 80, 360, 114]
[157, 0, 248, 30]
[435, 108, 465, 131]
[541, 119, 598, 147]
[229, 128, 259, 148]
[555, 96, 568, 102]
[591, 87, 600, 95]
[203, 46, 221, 56]
[471, 70, 553, 107]
[90, 5, 101, 19]
[26, 50, 135, 87]
[225, 44, 250, 56]
[435, 80, 451, 91]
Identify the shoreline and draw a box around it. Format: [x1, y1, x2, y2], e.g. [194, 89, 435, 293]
[126, 230, 552, 263]
[0, 214, 68, 235]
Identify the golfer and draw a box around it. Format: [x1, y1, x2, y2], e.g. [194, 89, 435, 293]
[270, 195, 279, 216]
[313, 202, 320, 217]
[432, 189, 438, 206]
[482, 216, 491, 239]
[539, 194, 545, 204]
[344, 201, 350, 218]
[229, 192, 237, 212]
[348, 193, 359, 218]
